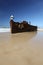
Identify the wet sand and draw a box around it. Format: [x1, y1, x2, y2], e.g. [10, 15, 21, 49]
[0, 31, 43, 65]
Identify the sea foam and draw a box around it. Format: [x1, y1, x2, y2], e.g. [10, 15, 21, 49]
[0, 28, 10, 32]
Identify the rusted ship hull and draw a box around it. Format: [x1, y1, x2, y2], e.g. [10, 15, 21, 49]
[10, 20, 37, 33]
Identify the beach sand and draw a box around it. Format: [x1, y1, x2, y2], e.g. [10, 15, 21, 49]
[0, 31, 43, 65]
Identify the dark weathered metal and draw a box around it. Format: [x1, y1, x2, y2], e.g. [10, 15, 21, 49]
[10, 20, 37, 33]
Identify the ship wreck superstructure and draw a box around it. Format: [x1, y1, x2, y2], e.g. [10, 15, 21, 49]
[10, 20, 37, 33]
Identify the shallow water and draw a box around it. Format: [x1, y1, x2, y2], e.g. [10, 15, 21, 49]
[0, 31, 43, 65]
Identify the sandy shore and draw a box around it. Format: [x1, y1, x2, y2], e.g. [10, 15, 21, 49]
[0, 31, 43, 65]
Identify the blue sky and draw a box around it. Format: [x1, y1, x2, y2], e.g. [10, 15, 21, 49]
[0, 0, 43, 28]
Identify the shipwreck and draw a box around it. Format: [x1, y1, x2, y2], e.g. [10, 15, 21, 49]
[10, 15, 37, 33]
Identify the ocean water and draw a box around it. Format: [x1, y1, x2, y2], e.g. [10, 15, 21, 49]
[0, 31, 43, 65]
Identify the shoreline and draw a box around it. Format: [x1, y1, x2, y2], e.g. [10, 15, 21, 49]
[0, 28, 43, 32]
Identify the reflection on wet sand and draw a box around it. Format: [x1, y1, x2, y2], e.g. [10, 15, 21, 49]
[0, 31, 43, 65]
[10, 32, 37, 43]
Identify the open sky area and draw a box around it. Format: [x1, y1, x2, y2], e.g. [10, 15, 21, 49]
[0, 0, 43, 28]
